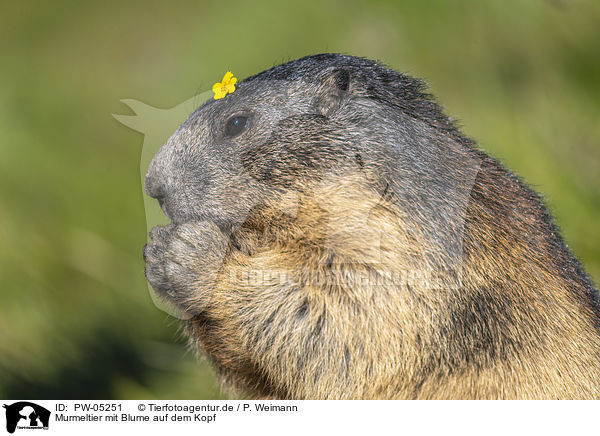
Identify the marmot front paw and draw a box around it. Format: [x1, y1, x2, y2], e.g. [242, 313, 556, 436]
[144, 221, 228, 314]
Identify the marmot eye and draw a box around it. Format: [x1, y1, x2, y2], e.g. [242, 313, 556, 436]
[224, 115, 249, 137]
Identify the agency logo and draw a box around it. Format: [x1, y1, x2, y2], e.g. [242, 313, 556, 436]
[3, 402, 50, 434]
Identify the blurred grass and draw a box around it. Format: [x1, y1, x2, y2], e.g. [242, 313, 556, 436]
[0, 0, 598, 399]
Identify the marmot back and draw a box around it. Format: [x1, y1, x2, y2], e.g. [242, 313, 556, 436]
[143, 54, 600, 399]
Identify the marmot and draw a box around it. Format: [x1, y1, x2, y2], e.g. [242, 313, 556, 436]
[143, 53, 600, 399]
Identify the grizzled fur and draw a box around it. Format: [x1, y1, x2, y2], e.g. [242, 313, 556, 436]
[144, 54, 600, 399]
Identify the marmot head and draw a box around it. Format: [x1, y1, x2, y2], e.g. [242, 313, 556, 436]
[145, 54, 479, 239]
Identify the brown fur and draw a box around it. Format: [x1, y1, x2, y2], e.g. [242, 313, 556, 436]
[144, 54, 600, 399]
[180, 169, 600, 399]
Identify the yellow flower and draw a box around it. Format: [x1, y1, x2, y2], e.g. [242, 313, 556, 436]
[212, 71, 237, 100]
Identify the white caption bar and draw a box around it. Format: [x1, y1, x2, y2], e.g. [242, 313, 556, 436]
[1, 400, 596, 436]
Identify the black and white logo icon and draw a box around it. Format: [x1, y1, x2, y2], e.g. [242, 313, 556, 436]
[3, 402, 50, 433]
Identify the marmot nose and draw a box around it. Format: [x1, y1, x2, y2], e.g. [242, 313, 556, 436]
[145, 174, 166, 203]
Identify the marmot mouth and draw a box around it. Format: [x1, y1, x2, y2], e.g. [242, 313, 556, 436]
[156, 197, 174, 222]
[160, 202, 234, 237]
[159, 202, 170, 220]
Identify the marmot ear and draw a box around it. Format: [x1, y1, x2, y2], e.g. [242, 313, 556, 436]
[315, 69, 351, 117]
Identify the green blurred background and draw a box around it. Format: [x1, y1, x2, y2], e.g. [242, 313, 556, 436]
[1, 0, 598, 399]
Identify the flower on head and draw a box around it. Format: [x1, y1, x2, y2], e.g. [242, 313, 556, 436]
[212, 71, 237, 100]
